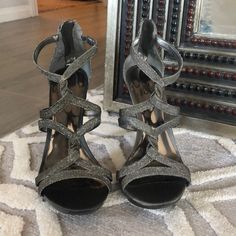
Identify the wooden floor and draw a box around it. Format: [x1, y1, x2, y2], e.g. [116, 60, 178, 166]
[0, 2, 106, 137]
[37, 0, 97, 13]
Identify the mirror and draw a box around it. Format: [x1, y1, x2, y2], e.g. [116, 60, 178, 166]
[194, 0, 236, 39]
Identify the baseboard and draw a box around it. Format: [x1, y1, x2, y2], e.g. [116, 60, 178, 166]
[0, 5, 37, 23]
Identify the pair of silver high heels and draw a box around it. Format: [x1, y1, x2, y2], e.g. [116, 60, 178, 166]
[33, 20, 190, 215]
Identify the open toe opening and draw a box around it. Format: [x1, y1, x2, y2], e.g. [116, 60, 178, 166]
[123, 176, 187, 208]
[42, 178, 109, 214]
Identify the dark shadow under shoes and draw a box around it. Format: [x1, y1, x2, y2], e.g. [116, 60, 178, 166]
[33, 20, 112, 214]
[117, 20, 191, 209]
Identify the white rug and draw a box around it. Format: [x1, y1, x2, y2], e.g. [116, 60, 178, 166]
[0, 89, 236, 236]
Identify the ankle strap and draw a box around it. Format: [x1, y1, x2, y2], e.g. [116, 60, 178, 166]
[33, 34, 97, 93]
[33, 35, 61, 83]
[131, 35, 183, 89]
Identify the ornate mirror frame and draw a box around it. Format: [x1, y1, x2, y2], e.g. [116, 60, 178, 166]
[104, 0, 236, 135]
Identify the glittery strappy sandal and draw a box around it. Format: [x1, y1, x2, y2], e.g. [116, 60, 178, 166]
[117, 20, 191, 209]
[33, 20, 112, 214]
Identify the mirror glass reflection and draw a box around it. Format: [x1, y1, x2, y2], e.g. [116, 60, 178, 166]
[195, 0, 236, 39]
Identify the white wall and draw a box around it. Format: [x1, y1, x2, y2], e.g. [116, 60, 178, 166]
[0, 0, 29, 8]
[0, 0, 38, 23]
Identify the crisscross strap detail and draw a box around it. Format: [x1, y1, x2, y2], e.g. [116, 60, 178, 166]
[38, 117, 100, 144]
[38, 90, 102, 143]
[118, 27, 190, 186]
[40, 91, 100, 119]
[33, 34, 97, 95]
[119, 93, 181, 141]
[118, 147, 190, 190]
[130, 36, 183, 88]
[36, 150, 112, 194]
[119, 35, 183, 141]
[36, 92, 111, 192]
[34, 32, 112, 193]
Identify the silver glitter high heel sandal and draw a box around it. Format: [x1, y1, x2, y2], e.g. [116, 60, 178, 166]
[33, 20, 112, 214]
[117, 20, 190, 209]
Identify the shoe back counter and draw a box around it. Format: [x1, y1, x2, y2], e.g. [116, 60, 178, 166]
[104, 0, 236, 137]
